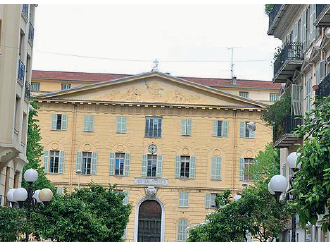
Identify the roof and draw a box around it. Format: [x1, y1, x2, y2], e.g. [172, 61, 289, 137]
[32, 70, 280, 90]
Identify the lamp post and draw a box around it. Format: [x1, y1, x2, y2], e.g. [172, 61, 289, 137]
[6, 168, 53, 242]
[268, 152, 300, 242]
[76, 169, 82, 189]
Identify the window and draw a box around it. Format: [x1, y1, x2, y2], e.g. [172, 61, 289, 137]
[211, 157, 222, 180]
[51, 114, 67, 130]
[49, 151, 59, 173]
[270, 93, 279, 102]
[181, 119, 191, 136]
[205, 193, 218, 208]
[145, 117, 162, 137]
[31, 82, 40, 92]
[213, 120, 228, 137]
[115, 153, 125, 175]
[305, 75, 312, 112]
[83, 115, 94, 132]
[179, 192, 189, 207]
[147, 154, 157, 177]
[61, 83, 71, 90]
[210, 193, 218, 208]
[180, 156, 190, 178]
[14, 96, 20, 132]
[239, 92, 249, 98]
[44, 150, 64, 174]
[122, 190, 129, 205]
[243, 158, 254, 181]
[239, 122, 255, 138]
[117, 116, 127, 134]
[82, 152, 92, 175]
[177, 219, 188, 242]
[56, 187, 64, 194]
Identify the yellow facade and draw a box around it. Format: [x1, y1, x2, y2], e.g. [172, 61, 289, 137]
[34, 71, 272, 242]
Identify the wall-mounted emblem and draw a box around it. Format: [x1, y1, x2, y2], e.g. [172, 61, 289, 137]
[148, 144, 157, 154]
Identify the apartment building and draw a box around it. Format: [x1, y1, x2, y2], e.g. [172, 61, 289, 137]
[267, 4, 330, 242]
[33, 71, 273, 241]
[0, 4, 36, 206]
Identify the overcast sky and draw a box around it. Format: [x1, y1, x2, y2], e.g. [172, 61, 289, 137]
[32, 4, 282, 81]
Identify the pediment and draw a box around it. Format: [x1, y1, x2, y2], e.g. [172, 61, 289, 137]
[35, 72, 266, 108]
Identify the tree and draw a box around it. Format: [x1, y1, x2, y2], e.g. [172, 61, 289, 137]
[32, 183, 131, 242]
[22, 101, 55, 191]
[293, 96, 330, 232]
[265, 4, 275, 16]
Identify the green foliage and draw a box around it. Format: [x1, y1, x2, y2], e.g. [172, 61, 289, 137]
[292, 96, 330, 232]
[22, 101, 55, 192]
[32, 183, 131, 242]
[265, 4, 275, 16]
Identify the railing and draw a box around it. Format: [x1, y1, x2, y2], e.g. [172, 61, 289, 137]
[273, 115, 303, 143]
[268, 4, 283, 29]
[316, 4, 327, 20]
[25, 82, 31, 101]
[274, 43, 303, 77]
[28, 22, 34, 45]
[317, 73, 330, 99]
[22, 4, 28, 21]
[17, 60, 25, 83]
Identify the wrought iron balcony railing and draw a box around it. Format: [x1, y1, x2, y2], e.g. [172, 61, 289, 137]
[274, 43, 303, 78]
[17, 60, 25, 84]
[22, 4, 28, 21]
[317, 73, 330, 99]
[25, 82, 31, 101]
[316, 4, 327, 20]
[268, 4, 283, 30]
[273, 115, 303, 146]
[28, 22, 34, 46]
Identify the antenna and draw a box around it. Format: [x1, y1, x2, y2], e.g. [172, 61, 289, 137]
[227, 47, 240, 81]
[152, 59, 159, 72]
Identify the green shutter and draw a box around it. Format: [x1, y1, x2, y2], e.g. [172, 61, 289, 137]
[217, 157, 222, 180]
[178, 219, 188, 242]
[184, 192, 189, 207]
[109, 153, 115, 175]
[89, 115, 94, 132]
[189, 156, 195, 179]
[205, 193, 211, 208]
[83, 115, 88, 132]
[211, 157, 222, 180]
[91, 152, 97, 175]
[116, 117, 121, 133]
[123, 190, 129, 205]
[187, 119, 192, 136]
[76, 151, 82, 172]
[249, 128, 255, 138]
[175, 156, 180, 178]
[239, 158, 244, 181]
[61, 114, 67, 130]
[51, 114, 57, 130]
[43, 150, 49, 173]
[181, 119, 186, 135]
[211, 157, 216, 180]
[142, 154, 147, 177]
[59, 151, 65, 173]
[222, 121, 228, 137]
[213, 120, 218, 137]
[157, 154, 163, 178]
[124, 153, 130, 176]
[239, 122, 245, 138]
[122, 117, 127, 133]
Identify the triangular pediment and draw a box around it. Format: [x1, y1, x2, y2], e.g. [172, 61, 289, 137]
[34, 72, 266, 108]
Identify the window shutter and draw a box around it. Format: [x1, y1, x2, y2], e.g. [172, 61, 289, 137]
[142, 154, 147, 177]
[61, 114, 67, 130]
[178, 219, 188, 242]
[316, 63, 320, 85]
[211, 157, 216, 180]
[184, 192, 189, 207]
[249, 127, 255, 138]
[51, 114, 57, 130]
[181, 119, 186, 135]
[89, 115, 94, 132]
[83, 115, 88, 132]
[175, 156, 180, 178]
[179, 192, 189, 207]
[239, 158, 244, 181]
[320, 61, 326, 80]
[222, 121, 228, 137]
[76, 151, 82, 172]
[122, 117, 127, 133]
[301, 10, 306, 50]
[205, 193, 211, 208]
[179, 191, 184, 207]
[211, 157, 221, 180]
[124, 153, 130, 176]
[187, 119, 192, 136]
[293, 22, 298, 43]
[56, 187, 64, 194]
[123, 190, 129, 205]
[312, 4, 316, 41]
[213, 120, 218, 137]
[91, 152, 97, 175]
[59, 151, 65, 173]
[109, 153, 115, 175]
[189, 156, 195, 179]
[239, 122, 245, 138]
[217, 157, 222, 180]
[117, 117, 121, 133]
[291, 84, 302, 115]
[43, 150, 49, 173]
[157, 154, 163, 178]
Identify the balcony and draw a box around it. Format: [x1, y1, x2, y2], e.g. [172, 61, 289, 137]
[315, 4, 330, 27]
[267, 4, 285, 35]
[273, 115, 303, 148]
[316, 73, 330, 99]
[273, 43, 303, 83]
[28, 22, 34, 46]
[24, 82, 31, 102]
[21, 4, 28, 22]
[17, 60, 25, 84]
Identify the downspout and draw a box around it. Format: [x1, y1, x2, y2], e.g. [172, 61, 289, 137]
[232, 110, 238, 193]
[69, 103, 77, 191]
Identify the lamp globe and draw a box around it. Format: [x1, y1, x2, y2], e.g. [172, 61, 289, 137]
[269, 175, 287, 193]
[39, 188, 53, 202]
[6, 188, 16, 202]
[287, 152, 301, 169]
[24, 168, 38, 183]
[33, 190, 42, 203]
[268, 182, 275, 195]
[13, 188, 28, 202]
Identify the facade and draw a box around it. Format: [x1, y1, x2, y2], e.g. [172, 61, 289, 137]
[268, 4, 330, 242]
[33, 71, 273, 242]
[31, 70, 281, 105]
[0, 4, 36, 206]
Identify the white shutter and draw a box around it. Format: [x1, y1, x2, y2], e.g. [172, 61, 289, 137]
[239, 122, 245, 138]
[175, 156, 180, 178]
[213, 120, 218, 137]
[189, 156, 195, 179]
[76, 151, 82, 172]
[157, 154, 162, 178]
[123, 190, 129, 205]
[291, 84, 302, 115]
[43, 150, 49, 173]
[293, 22, 298, 43]
[59, 151, 65, 173]
[117, 117, 122, 133]
[181, 119, 186, 135]
[205, 193, 211, 208]
[141, 154, 147, 177]
[239, 158, 244, 181]
[109, 153, 115, 175]
[122, 117, 127, 133]
[222, 121, 228, 137]
[51, 114, 57, 130]
[301, 10, 306, 50]
[91, 152, 97, 175]
[316, 63, 320, 85]
[179, 192, 189, 207]
[124, 153, 130, 176]
[61, 114, 67, 130]
[320, 60, 326, 81]
[186, 119, 192, 136]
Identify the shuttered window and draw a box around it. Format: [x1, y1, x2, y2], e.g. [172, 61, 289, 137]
[141, 154, 162, 178]
[175, 156, 196, 179]
[47, 150, 65, 174]
[211, 157, 222, 180]
[179, 192, 189, 207]
[270, 93, 279, 102]
[145, 117, 162, 137]
[205, 193, 218, 208]
[213, 120, 228, 137]
[181, 119, 192, 136]
[305, 75, 312, 112]
[77, 152, 97, 175]
[177, 219, 188, 242]
[51, 114, 67, 131]
[239, 122, 255, 138]
[117, 116, 127, 134]
[291, 84, 303, 115]
[83, 115, 94, 132]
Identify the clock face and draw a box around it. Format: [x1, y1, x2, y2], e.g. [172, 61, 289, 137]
[148, 144, 157, 153]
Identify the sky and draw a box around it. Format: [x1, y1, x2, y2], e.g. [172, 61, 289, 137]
[32, 4, 282, 81]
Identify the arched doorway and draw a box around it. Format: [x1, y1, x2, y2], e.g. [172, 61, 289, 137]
[138, 200, 162, 242]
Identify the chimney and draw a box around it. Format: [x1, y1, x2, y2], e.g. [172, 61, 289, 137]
[232, 76, 237, 85]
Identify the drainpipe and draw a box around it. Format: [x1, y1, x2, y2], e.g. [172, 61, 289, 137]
[232, 110, 237, 193]
[69, 104, 77, 191]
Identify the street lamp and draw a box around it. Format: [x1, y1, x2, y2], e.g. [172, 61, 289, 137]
[6, 168, 53, 242]
[268, 152, 301, 242]
[76, 169, 82, 189]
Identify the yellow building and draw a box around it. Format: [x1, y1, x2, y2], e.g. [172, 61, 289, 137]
[33, 70, 274, 242]
[0, 4, 37, 206]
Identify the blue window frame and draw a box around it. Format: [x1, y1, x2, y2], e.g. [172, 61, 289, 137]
[115, 153, 125, 175]
[145, 117, 162, 137]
